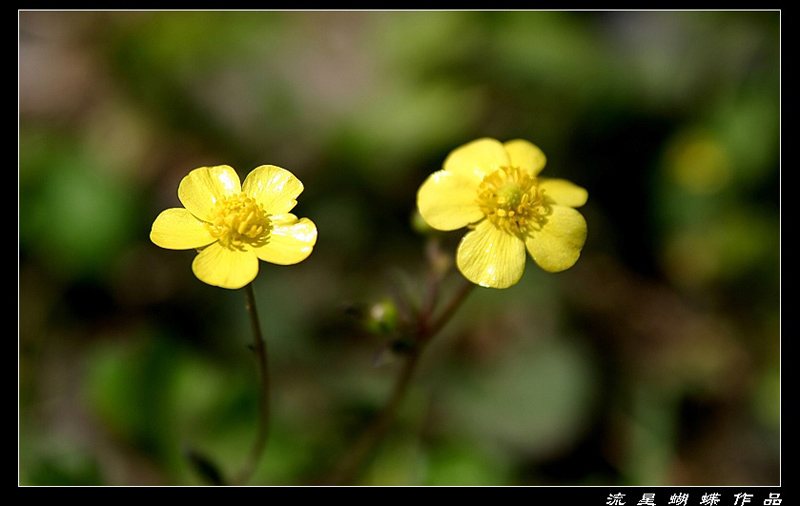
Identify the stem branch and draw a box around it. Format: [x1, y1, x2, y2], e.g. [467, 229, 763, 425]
[323, 272, 475, 485]
[322, 349, 421, 485]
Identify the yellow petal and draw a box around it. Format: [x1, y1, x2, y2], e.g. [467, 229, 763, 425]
[191, 242, 259, 289]
[443, 138, 509, 182]
[417, 170, 484, 231]
[456, 219, 526, 289]
[539, 178, 588, 208]
[242, 165, 304, 215]
[253, 214, 317, 265]
[525, 205, 587, 272]
[150, 208, 216, 250]
[503, 139, 547, 176]
[178, 165, 241, 221]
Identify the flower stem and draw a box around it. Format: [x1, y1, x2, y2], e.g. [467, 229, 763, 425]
[426, 277, 475, 341]
[323, 275, 475, 485]
[234, 282, 271, 485]
[322, 345, 422, 485]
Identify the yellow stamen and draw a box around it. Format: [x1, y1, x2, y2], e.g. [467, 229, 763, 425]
[205, 193, 271, 249]
[476, 166, 549, 235]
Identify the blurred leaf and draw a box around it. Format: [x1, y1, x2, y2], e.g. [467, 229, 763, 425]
[185, 448, 226, 485]
[441, 334, 599, 459]
[661, 208, 779, 289]
[108, 11, 286, 78]
[333, 80, 482, 189]
[84, 333, 177, 458]
[423, 439, 511, 486]
[624, 385, 679, 485]
[711, 87, 779, 187]
[24, 453, 104, 486]
[752, 359, 780, 431]
[492, 11, 612, 102]
[358, 433, 425, 486]
[20, 145, 139, 281]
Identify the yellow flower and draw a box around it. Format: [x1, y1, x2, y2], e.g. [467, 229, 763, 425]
[151, 165, 317, 289]
[417, 138, 587, 289]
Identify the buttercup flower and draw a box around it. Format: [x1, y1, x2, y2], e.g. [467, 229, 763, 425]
[151, 165, 317, 289]
[417, 138, 587, 289]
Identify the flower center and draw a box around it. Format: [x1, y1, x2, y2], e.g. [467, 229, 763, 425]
[205, 193, 271, 249]
[476, 166, 549, 235]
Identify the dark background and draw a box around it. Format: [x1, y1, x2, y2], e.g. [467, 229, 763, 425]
[19, 10, 780, 486]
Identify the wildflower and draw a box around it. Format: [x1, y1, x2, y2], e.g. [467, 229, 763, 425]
[151, 165, 317, 289]
[417, 138, 587, 289]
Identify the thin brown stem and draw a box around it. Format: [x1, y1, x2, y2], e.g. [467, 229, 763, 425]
[322, 274, 475, 485]
[427, 278, 475, 339]
[234, 283, 271, 485]
[322, 348, 422, 485]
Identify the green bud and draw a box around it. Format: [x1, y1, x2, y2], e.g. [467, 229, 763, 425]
[366, 299, 400, 335]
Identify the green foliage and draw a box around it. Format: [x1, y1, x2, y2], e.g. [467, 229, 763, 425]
[19, 10, 780, 486]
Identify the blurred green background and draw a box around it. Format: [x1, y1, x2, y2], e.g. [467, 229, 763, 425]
[19, 10, 780, 486]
